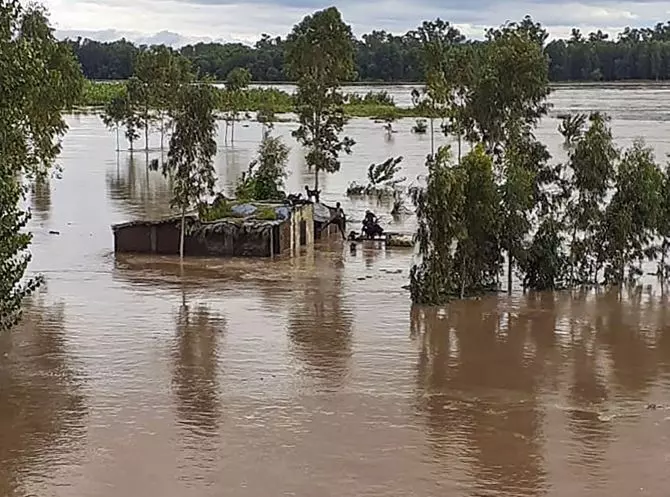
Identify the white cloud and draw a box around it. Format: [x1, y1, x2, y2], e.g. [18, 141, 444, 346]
[35, 0, 670, 45]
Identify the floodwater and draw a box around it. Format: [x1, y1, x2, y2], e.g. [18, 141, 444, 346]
[2, 83, 670, 496]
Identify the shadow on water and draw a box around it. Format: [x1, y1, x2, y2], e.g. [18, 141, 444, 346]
[0, 288, 87, 497]
[172, 301, 226, 440]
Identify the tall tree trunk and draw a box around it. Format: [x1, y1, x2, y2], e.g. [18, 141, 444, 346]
[180, 207, 186, 260]
[569, 226, 577, 287]
[430, 118, 435, 157]
[460, 257, 466, 299]
[314, 166, 319, 194]
[144, 116, 149, 151]
[160, 116, 165, 151]
[231, 118, 235, 143]
[507, 254, 513, 294]
[116, 126, 120, 152]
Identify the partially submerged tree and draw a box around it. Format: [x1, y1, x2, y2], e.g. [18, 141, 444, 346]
[126, 76, 152, 151]
[285, 7, 356, 192]
[236, 131, 290, 201]
[601, 140, 663, 284]
[256, 106, 276, 137]
[224, 67, 252, 143]
[160, 83, 218, 259]
[101, 92, 131, 151]
[410, 146, 501, 303]
[133, 46, 193, 151]
[1, 0, 83, 330]
[563, 112, 618, 285]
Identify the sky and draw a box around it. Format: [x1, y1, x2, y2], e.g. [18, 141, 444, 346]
[39, 0, 670, 46]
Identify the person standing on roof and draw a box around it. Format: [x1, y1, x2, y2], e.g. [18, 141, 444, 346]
[320, 202, 346, 240]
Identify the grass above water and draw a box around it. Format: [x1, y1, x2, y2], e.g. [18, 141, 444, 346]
[80, 80, 425, 119]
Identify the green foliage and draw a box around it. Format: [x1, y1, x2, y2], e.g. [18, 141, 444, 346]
[198, 194, 234, 221]
[160, 82, 219, 257]
[235, 132, 290, 201]
[65, 17, 670, 84]
[285, 7, 356, 191]
[657, 165, 670, 278]
[601, 140, 663, 284]
[558, 113, 587, 147]
[226, 67, 252, 90]
[410, 146, 501, 303]
[563, 112, 619, 284]
[1, 0, 83, 330]
[519, 219, 567, 290]
[410, 147, 465, 304]
[346, 91, 395, 106]
[367, 156, 405, 188]
[256, 206, 278, 221]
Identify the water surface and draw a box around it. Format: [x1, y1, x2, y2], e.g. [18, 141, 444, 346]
[3, 84, 670, 496]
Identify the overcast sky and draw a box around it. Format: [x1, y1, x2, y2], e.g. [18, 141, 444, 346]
[41, 0, 670, 46]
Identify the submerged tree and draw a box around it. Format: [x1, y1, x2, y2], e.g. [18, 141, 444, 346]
[563, 112, 618, 285]
[410, 146, 501, 303]
[235, 131, 290, 201]
[410, 147, 464, 304]
[285, 7, 356, 192]
[131, 46, 193, 152]
[1, 0, 83, 330]
[101, 92, 131, 151]
[160, 83, 218, 259]
[126, 76, 152, 151]
[658, 164, 670, 279]
[224, 67, 251, 143]
[601, 140, 663, 284]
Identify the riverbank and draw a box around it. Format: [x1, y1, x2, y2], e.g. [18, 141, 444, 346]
[80, 80, 424, 119]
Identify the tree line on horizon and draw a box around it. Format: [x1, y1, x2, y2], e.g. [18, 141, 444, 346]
[64, 19, 670, 83]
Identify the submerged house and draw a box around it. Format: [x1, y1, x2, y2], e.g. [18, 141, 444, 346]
[112, 201, 336, 258]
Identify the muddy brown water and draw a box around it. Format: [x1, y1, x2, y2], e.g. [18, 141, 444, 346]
[3, 84, 670, 496]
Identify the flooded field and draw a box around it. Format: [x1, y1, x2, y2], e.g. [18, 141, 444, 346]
[2, 84, 670, 496]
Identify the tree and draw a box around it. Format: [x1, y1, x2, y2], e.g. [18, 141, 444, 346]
[285, 7, 356, 193]
[410, 146, 501, 303]
[657, 164, 670, 279]
[101, 92, 130, 151]
[160, 83, 218, 259]
[132, 46, 193, 152]
[1, 0, 83, 330]
[224, 67, 251, 143]
[410, 147, 465, 304]
[601, 140, 663, 284]
[500, 126, 552, 293]
[236, 131, 290, 201]
[467, 20, 551, 159]
[563, 112, 618, 285]
[126, 76, 152, 151]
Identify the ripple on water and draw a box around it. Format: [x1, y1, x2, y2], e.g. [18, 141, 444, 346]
[4, 86, 670, 496]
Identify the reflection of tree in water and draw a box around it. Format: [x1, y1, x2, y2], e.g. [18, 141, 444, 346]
[30, 176, 52, 222]
[105, 154, 173, 219]
[413, 289, 670, 495]
[0, 292, 86, 496]
[594, 288, 658, 398]
[172, 303, 225, 437]
[412, 300, 548, 497]
[287, 254, 353, 390]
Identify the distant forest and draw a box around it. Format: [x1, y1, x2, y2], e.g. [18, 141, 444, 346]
[64, 20, 670, 83]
